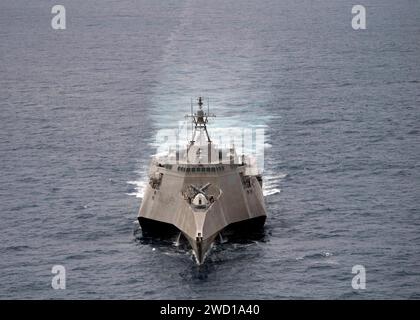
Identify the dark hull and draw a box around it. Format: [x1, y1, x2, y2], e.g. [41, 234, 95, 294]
[138, 215, 266, 263]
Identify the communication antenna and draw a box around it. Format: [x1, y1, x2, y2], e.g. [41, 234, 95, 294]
[229, 134, 235, 165]
[241, 129, 245, 165]
[190, 98, 194, 142]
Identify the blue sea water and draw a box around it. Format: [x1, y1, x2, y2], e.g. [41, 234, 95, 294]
[0, 0, 419, 299]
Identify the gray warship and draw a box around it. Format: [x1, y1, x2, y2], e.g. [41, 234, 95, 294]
[138, 97, 266, 264]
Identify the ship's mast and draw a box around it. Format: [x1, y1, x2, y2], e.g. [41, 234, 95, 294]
[186, 97, 215, 144]
[185, 97, 215, 162]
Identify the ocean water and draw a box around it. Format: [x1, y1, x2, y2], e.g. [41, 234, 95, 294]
[1, 0, 419, 299]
